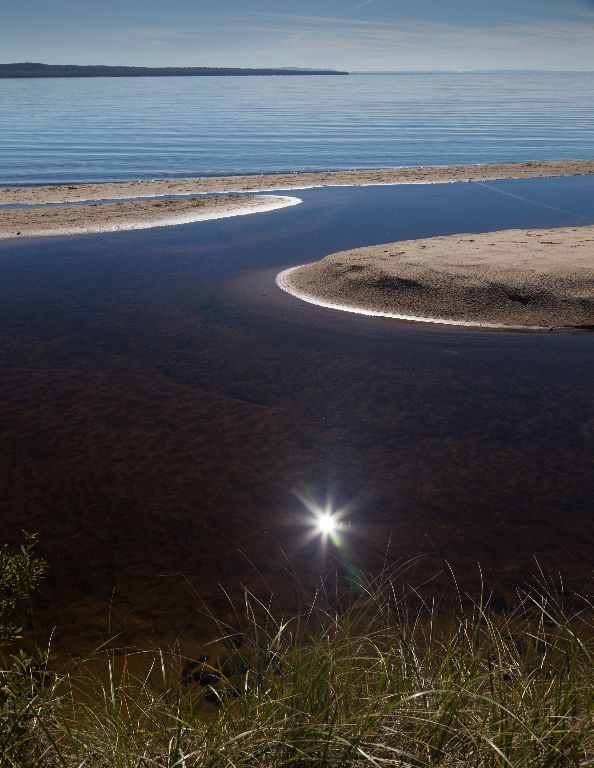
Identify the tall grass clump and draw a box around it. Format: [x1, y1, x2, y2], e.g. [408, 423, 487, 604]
[10, 569, 592, 767]
[0, 534, 59, 767]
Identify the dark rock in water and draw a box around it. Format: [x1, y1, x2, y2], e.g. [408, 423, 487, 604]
[181, 656, 208, 685]
[203, 687, 222, 706]
[220, 654, 250, 678]
[181, 656, 220, 687]
[197, 670, 221, 686]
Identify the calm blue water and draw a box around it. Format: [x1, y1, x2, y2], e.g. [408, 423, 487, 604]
[1, 177, 593, 633]
[1, 72, 594, 185]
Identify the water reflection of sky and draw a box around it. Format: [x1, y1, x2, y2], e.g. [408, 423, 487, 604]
[3, 74, 594, 185]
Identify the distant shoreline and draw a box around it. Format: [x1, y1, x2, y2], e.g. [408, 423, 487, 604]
[2, 159, 594, 205]
[0, 63, 348, 78]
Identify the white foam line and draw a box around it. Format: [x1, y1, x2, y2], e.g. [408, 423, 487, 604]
[23, 179, 475, 205]
[276, 265, 546, 331]
[4, 195, 302, 240]
[11, 171, 591, 205]
[227, 179, 461, 193]
[6, 161, 594, 204]
[122, 194, 303, 227]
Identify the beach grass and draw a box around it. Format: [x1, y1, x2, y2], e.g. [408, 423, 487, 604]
[3, 568, 592, 767]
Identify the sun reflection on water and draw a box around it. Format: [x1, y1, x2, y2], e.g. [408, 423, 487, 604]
[296, 492, 347, 549]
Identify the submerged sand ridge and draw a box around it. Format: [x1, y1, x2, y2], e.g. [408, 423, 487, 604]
[2, 159, 594, 205]
[0, 194, 300, 240]
[279, 226, 594, 329]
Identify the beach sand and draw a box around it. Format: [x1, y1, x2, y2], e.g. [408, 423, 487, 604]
[279, 225, 594, 329]
[1, 159, 594, 205]
[0, 194, 300, 240]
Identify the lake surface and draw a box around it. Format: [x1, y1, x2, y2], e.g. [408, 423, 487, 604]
[0, 176, 593, 653]
[1, 72, 594, 185]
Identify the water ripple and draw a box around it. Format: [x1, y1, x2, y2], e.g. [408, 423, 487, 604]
[1, 72, 593, 184]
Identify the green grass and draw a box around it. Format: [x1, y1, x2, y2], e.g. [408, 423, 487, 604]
[2, 571, 593, 767]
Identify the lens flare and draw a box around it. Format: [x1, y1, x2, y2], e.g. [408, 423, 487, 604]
[295, 491, 349, 548]
[315, 510, 338, 536]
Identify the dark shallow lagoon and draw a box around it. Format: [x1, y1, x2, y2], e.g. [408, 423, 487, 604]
[1, 177, 593, 653]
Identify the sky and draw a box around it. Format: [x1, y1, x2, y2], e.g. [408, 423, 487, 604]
[2, 0, 594, 71]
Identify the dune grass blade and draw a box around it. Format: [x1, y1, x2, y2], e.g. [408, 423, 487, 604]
[2, 571, 592, 767]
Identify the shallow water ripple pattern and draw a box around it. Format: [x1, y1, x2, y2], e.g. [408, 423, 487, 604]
[1, 72, 594, 184]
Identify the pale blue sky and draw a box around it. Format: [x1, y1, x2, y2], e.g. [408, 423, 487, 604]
[2, 0, 594, 71]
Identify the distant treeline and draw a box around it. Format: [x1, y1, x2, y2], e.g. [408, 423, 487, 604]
[0, 63, 348, 78]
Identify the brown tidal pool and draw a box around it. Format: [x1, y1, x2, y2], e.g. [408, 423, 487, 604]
[1, 178, 593, 656]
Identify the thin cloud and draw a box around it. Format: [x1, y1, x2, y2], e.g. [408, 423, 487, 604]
[338, 0, 379, 17]
[92, 11, 594, 69]
[234, 13, 594, 69]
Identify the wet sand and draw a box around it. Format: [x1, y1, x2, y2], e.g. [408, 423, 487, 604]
[0, 194, 300, 240]
[279, 226, 594, 329]
[2, 159, 594, 205]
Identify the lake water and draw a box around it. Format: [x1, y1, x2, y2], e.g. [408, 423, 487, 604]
[1, 72, 594, 185]
[2, 70, 594, 650]
[1, 177, 593, 651]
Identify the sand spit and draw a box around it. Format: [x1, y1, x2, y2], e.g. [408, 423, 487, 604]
[0, 194, 301, 240]
[2, 159, 594, 205]
[278, 226, 594, 330]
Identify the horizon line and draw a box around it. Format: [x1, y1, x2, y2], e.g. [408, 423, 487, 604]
[3, 62, 594, 74]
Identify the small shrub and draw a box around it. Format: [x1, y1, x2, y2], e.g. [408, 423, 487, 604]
[0, 532, 46, 645]
[0, 533, 53, 767]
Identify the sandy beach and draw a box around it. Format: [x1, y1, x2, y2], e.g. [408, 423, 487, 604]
[1, 159, 594, 205]
[279, 225, 594, 329]
[0, 194, 300, 240]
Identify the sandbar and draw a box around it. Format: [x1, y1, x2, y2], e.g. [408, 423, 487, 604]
[278, 226, 594, 330]
[0, 194, 300, 240]
[1, 159, 594, 205]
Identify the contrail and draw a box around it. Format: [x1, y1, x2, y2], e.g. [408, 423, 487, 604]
[472, 180, 589, 222]
[339, 0, 378, 18]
